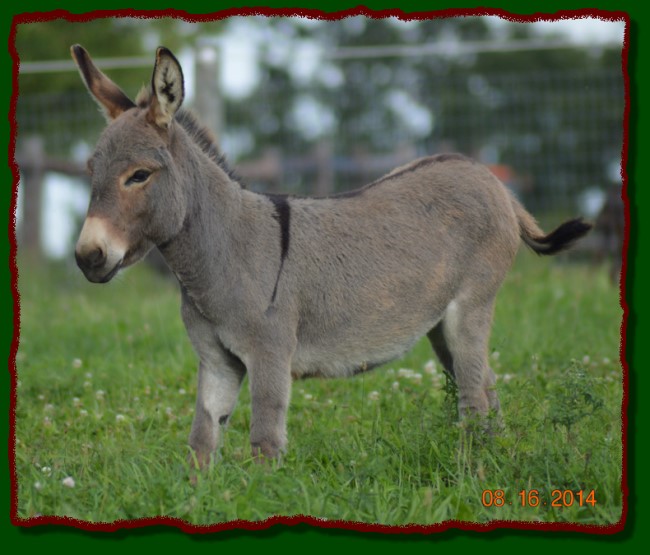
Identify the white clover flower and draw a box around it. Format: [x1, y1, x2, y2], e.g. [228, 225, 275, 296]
[423, 360, 437, 374]
[34, 481, 43, 491]
[178, 388, 186, 395]
[391, 381, 400, 391]
[582, 355, 591, 365]
[491, 351, 500, 361]
[115, 414, 126, 422]
[95, 390, 105, 400]
[72, 397, 81, 407]
[72, 358, 83, 369]
[304, 393, 313, 401]
[368, 391, 380, 401]
[79, 409, 89, 417]
[41, 466, 52, 475]
[62, 476, 75, 488]
[397, 368, 415, 378]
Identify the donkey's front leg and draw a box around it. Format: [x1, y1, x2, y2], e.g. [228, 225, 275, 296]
[182, 294, 245, 468]
[188, 358, 245, 468]
[246, 352, 293, 461]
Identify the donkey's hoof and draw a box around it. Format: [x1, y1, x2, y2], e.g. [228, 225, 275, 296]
[187, 448, 216, 471]
[251, 440, 283, 463]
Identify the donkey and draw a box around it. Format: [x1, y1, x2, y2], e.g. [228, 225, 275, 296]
[72, 45, 591, 468]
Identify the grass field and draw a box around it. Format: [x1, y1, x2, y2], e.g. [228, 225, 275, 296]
[13, 250, 624, 527]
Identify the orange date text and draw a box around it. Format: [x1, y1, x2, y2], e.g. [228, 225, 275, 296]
[481, 489, 596, 508]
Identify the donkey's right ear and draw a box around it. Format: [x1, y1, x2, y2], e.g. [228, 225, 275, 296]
[70, 45, 135, 121]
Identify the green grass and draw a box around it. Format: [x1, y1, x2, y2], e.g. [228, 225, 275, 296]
[13, 252, 623, 527]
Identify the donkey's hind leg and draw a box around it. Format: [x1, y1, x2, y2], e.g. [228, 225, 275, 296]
[427, 323, 455, 380]
[438, 296, 501, 428]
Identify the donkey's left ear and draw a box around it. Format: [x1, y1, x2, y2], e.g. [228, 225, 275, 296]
[148, 47, 185, 129]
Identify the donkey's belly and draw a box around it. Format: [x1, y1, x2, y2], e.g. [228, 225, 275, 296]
[290, 314, 441, 380]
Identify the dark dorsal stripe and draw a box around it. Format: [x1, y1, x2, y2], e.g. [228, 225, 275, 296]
[266, 194, 291, 304]
[366, 152, 475, 189]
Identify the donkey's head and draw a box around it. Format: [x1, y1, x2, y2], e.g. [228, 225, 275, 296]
[72, 45, 187, 283]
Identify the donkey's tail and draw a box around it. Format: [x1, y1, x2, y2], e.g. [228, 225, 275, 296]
[511, 195, 592, 256]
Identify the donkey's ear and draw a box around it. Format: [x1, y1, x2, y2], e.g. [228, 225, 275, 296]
[148, 47, 184, 129]
[70, 45, 135, 121]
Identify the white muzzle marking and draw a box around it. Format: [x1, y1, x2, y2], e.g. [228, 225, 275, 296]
[76, 216, 127, 282]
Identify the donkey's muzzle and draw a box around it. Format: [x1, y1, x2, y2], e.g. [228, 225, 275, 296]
[75, 246, 121, 283]
[75, 216, 125, 283]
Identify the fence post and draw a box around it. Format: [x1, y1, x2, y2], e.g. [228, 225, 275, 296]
[194, 40, 223, 141]
[18, 136, 45, 258]
[314, 140, 333, 196]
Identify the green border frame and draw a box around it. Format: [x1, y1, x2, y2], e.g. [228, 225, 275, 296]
[3, 0, 643, 550]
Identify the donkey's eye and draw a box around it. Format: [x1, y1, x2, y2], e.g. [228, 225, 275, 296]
[126, 169, 151, 186]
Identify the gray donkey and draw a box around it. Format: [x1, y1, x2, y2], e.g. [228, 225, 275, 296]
[72, 45, 591, 468]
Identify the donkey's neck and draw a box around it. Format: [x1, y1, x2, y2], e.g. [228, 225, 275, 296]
[158, 128, 244, 308]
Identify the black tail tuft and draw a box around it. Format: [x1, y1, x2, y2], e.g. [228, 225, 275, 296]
[531, 218, 592, 255]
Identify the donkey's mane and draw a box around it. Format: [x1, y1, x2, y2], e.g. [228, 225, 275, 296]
[136, 87, 243, 186]
[176, 110, 244, 186]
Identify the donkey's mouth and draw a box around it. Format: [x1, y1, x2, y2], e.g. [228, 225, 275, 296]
[97, 261, 122, 283]
[76, 255, 122, 284]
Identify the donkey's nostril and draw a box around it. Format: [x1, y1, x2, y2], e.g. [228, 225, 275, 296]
[87, 247, 106, 268]
[76, 245, 106, 271]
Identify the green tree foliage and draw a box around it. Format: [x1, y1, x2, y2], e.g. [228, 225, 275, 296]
[16, 19, 145, 96]
[16, 18, 227, 94]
